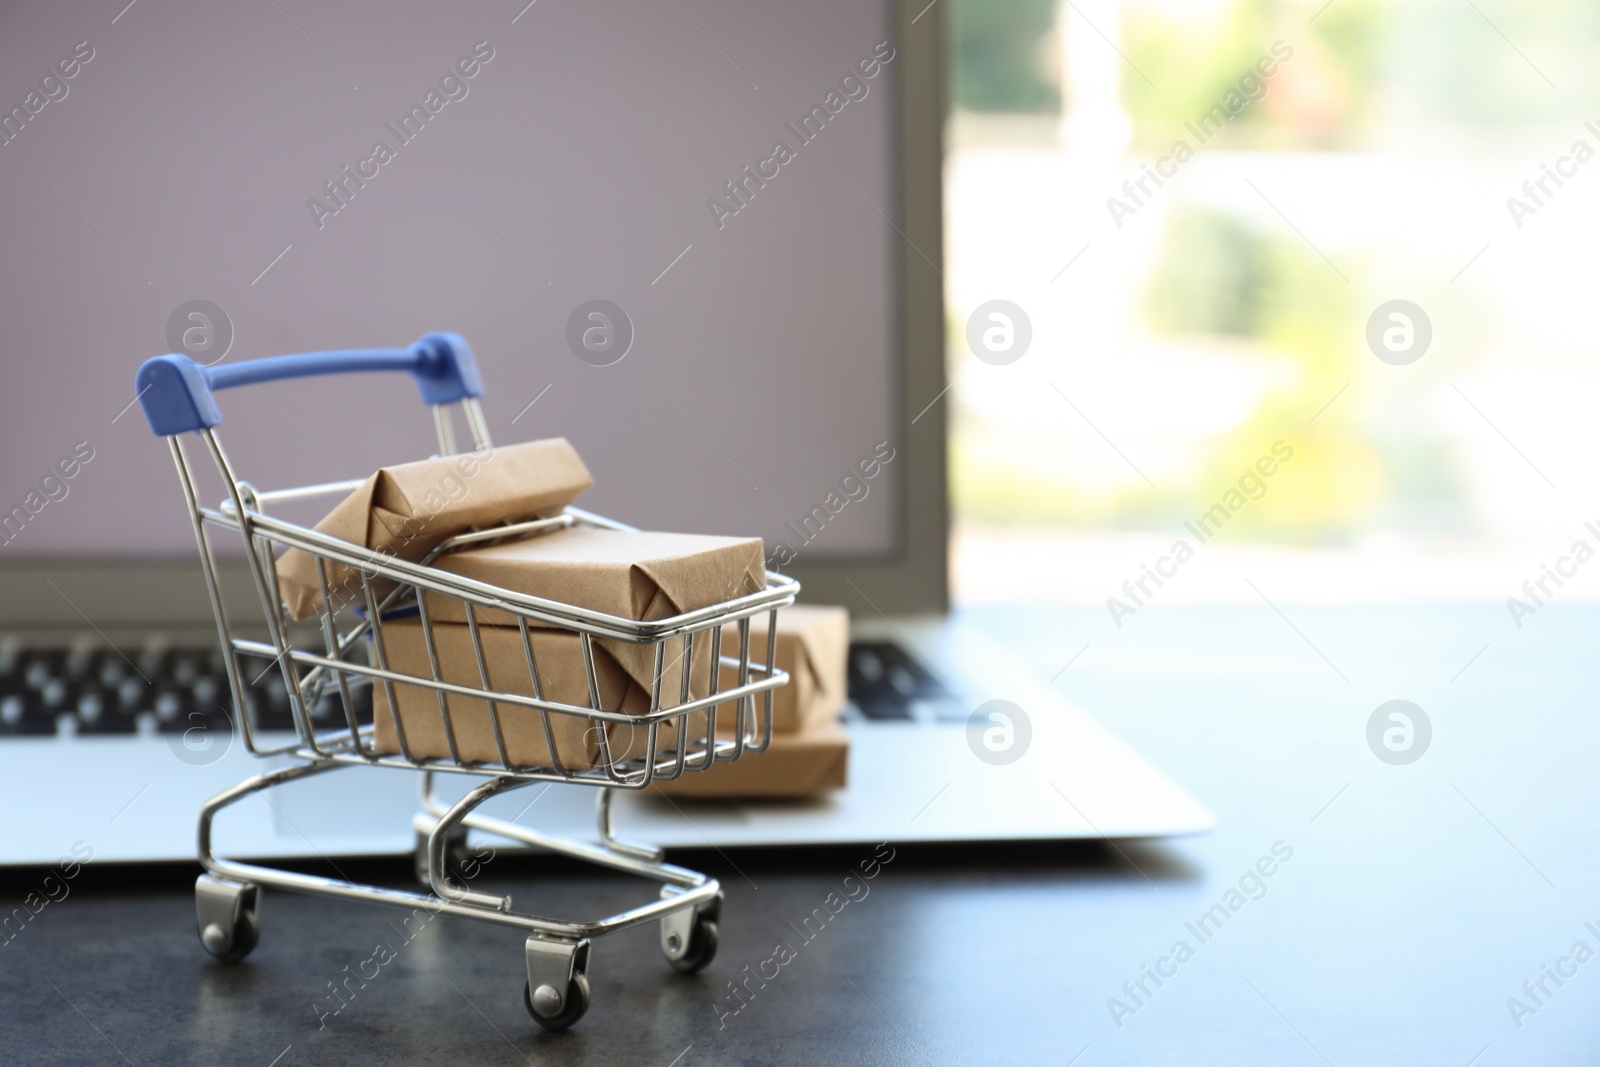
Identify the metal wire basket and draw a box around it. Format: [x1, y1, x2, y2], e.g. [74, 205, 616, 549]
[136, 332, 797, 1029]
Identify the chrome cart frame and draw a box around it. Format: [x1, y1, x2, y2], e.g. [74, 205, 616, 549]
[136, 333, 796, 1029]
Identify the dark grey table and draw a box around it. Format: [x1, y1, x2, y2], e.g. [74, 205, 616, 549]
[3, 604, 1594, 1065]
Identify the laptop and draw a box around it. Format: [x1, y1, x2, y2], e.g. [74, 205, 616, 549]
[0, 0, 1211, 865]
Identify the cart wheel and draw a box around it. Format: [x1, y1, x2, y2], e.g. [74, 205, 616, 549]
[196, 878, 260, 964]
[413, 824, 472, 888]
[665, 916, 718, 974]
[524, 974, 590, 1031]
[201, 907, 260, 964]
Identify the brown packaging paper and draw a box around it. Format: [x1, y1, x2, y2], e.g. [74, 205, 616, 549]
[649, 718, 849, 798]
[276, 439, 593, 620]
[425, 527, 767, 625]
[717, 604, 848, 735]
[423, 527, 767, 705]
[369, 617, 703, 770]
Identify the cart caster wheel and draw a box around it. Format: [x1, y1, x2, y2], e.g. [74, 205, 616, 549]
[195, 876, 260, 964]
[413, 824, 471, 888]
[201, 908, 259, 963]
[665, 917, 718, 974]
[524, 974, 590, 1031]
[661, 888, 721, 974]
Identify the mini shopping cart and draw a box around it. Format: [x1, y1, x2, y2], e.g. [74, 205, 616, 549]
[135, 332, 797, 1029]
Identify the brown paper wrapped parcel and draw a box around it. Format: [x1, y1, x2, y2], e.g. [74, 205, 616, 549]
[651, 603, 851, 796]
[648, 719, 849, 798]
[370, 617, 697, 770]
[423, 526, 766, 699]
[373, 527, 767, 769]
[275, 439, 592, 620]
[712, 604, 849, 735]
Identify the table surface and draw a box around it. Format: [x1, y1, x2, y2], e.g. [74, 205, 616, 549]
[4, 603, 1594, 1066]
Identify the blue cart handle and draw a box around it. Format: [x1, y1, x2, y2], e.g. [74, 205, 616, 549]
[134, 331, 483, 437]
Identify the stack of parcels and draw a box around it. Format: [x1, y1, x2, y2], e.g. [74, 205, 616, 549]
[273, 439, 849, 794]
[650, 603, 851, 798]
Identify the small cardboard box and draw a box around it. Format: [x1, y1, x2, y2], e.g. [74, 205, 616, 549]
[369, 617, 700, 770]
[424, 527, 766, 704]
[277, 439, 593, 620]
[717, 604, 848, 735]
[649, 717, 849, 798]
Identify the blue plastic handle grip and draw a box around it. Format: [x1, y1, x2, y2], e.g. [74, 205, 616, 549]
[134, 331, 483, 436]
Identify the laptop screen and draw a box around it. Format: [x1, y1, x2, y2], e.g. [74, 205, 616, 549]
[0, 0, 902, 565]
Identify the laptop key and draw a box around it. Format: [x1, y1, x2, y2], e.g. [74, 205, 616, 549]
[41, 677, 73, 716]
[77, 686, 139, 735]
[24, 660, 52, 691]
[0, 690, 52, 736]
[853, 647, 884, 683]
[848, 641, 954, 724]
[118, 675, 149, 713]
[192, 675, 223, 713]
[153, 688, 188, 730]
[99, 658, 127, 689]
[76, 688, 104, 725]
[251, 676, 297, 732]
[854, 695, 915, 721]
[886, 664, 918, 696]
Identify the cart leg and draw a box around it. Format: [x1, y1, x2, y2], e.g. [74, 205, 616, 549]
[411, 817, 471, 889]
[524, 935, 591, 1030]
[415, 770, 495, 889]
[659, 885, 722, 974]
[196, 874, 260, 963]
[596, 788, 663, 863]
[423, 776, 521, 910]
[195, 765, 341, 966]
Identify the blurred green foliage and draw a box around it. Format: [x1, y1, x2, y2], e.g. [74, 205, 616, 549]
[1121, 0, 1386, 150]
[1142, 198, 1390, 541]
[953, 0, 1061, 112]
[1146, 208, 1270, 336]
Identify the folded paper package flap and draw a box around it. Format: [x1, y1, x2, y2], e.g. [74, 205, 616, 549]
[631, 536, 769, 620]
[277, 438, 593, 619]
[303, 471, 383, 559]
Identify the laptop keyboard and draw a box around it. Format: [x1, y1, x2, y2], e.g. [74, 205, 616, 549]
[0, 638, 949, 738]
[0, 639, 373, 740]
[845, 641, 963, 723]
